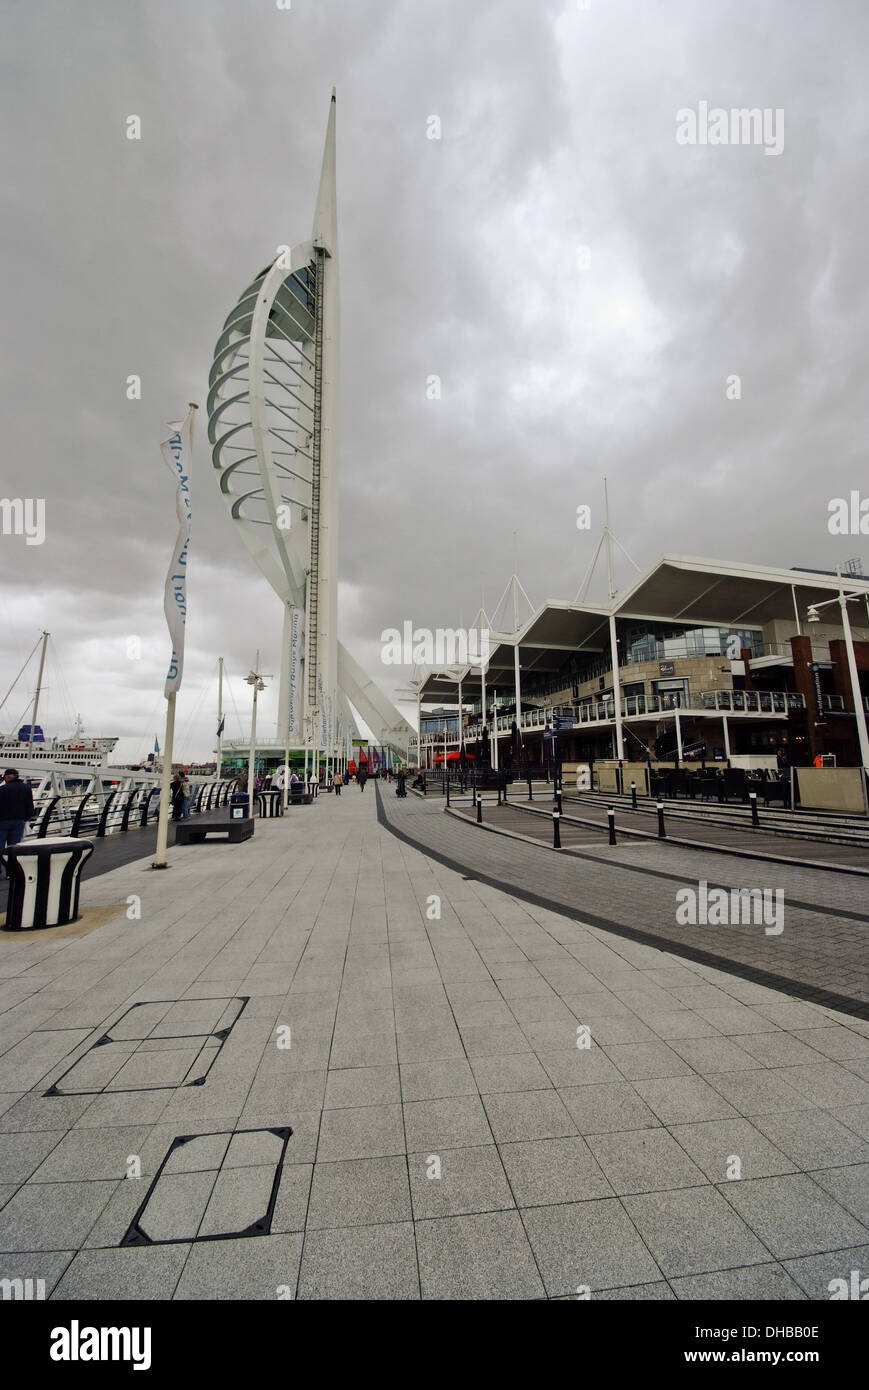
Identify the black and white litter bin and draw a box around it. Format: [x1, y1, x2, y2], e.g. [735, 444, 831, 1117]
[2, 836, 95, 931]
[256, 789, 283, 818]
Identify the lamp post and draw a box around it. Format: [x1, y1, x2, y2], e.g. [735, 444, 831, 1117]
[245, 657, 268, 820]
[807, 571, 869, 774]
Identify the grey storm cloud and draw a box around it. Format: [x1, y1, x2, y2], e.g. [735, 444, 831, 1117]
[1, 0, 867, 759]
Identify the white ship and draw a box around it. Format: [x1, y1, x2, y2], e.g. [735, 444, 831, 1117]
[0, 714, 119, 767]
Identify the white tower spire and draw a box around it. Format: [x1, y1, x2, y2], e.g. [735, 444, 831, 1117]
[208, 93, 413, 762]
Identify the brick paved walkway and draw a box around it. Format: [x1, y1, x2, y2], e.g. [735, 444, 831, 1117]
[383, 792, 869, 1016]
[0, 786, 867, 1300]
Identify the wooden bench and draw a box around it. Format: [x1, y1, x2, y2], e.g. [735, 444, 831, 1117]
[175, 819, 254, 845]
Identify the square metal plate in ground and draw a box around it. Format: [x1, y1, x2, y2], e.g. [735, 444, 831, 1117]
[44, 997, 248, 1096]
[120, 1126, 292, 1246]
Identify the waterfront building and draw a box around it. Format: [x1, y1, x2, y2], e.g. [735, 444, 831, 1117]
[413, 555, 869, 774]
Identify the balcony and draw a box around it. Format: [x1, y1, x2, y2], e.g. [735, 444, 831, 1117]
[701, 691, 805, 714]
[451, 690, 805, 740]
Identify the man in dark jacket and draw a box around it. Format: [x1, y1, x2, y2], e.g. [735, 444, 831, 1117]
[0, 769, 35, 874]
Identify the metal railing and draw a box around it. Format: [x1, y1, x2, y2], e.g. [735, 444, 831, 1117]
[25, 781, 237, 842]
[413, 686, 811, 757]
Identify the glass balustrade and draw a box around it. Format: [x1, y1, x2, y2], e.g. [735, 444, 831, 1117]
[454, 687, 805, 739]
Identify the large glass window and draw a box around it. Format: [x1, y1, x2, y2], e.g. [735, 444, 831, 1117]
[622, 623, 762, 664]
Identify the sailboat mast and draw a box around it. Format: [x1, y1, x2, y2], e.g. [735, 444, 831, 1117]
[28, 630, 49, 753]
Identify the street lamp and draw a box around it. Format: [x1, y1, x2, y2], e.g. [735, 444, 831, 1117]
[806, 571, 869, 773]
[245, 658, 268, 820]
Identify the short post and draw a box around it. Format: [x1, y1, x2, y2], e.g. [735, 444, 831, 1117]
[502, 776, 508, 802]
[630, 781, 637, 811]
[749, 791, 759, 827]
[552, 809, 561, 848]
[445, 777, 450, 807]
[527, 777, 533, 802]
[607, 806, 616, 845]
[497, 784, 502, 806]
[656, 800, 666, 838]
[476, 797, 482, 824]
[555, 789, 563, 815]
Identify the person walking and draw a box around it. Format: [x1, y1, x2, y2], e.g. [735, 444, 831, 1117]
[170, 771, 186, 821]
[333, 770, 343, 796]
[358, 767, 368, 792]
[0, 769, 34, 875]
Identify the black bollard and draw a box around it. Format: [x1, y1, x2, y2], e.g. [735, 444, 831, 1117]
[749, 792, 759, 827]
[527, 777, 533, 802]
[555, 790, 563, 815]
[497, 785, 502, 806]
[552, 810, 561, 848]
[476, 798, 483, 824]
[607, 807, 617, 845]
[657, 800, 666, 838]
[446, 777, 450, 807]
[631, 781, 638, 811]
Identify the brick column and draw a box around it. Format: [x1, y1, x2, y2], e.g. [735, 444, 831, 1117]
[790, 634, 822, 762]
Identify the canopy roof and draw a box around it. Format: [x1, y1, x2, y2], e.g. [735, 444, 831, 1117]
[415, 554, 869, 703]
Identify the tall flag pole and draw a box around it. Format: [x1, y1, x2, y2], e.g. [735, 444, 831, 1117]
[153, 404, 197, 869]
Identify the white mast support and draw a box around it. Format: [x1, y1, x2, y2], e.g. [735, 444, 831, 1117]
[604, 477, 615, 600]
[575, 530, 606, 604]
[675, 706, 683, 761]
[216, 656, 224, 779]
[838, 576, 869, 773]
[336, 641, 414, 759]
[722, 714, 731, 761]
[791, 585, 802, 637]
[453, 672, 461, 750]
[513, 640, 522, 733]
[307, 91, 340, 745]
[152, 693, 177, 869]
[28, 631, 49, 753]
[491, 689, 498, 770]
[247, 653, 260, 821]
[608, 611, 625, 761]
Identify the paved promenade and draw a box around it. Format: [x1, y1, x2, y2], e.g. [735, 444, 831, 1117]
[407, 795, 869, 1016]
[0, 786, 868, 1299]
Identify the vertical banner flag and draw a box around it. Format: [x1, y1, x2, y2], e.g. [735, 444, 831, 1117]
[161, 408, 194, 696]
[318, 675, 328, 748]
[288, 607, 303, 738]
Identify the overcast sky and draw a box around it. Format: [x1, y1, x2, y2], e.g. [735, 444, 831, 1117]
[2, 0, 867, 762]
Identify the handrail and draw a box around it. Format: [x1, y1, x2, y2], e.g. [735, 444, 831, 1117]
[35, 796, 61, 839]
[120, 789, 139, 832]
[96, 790, 119, 838]
[70, 794, 93, 838]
